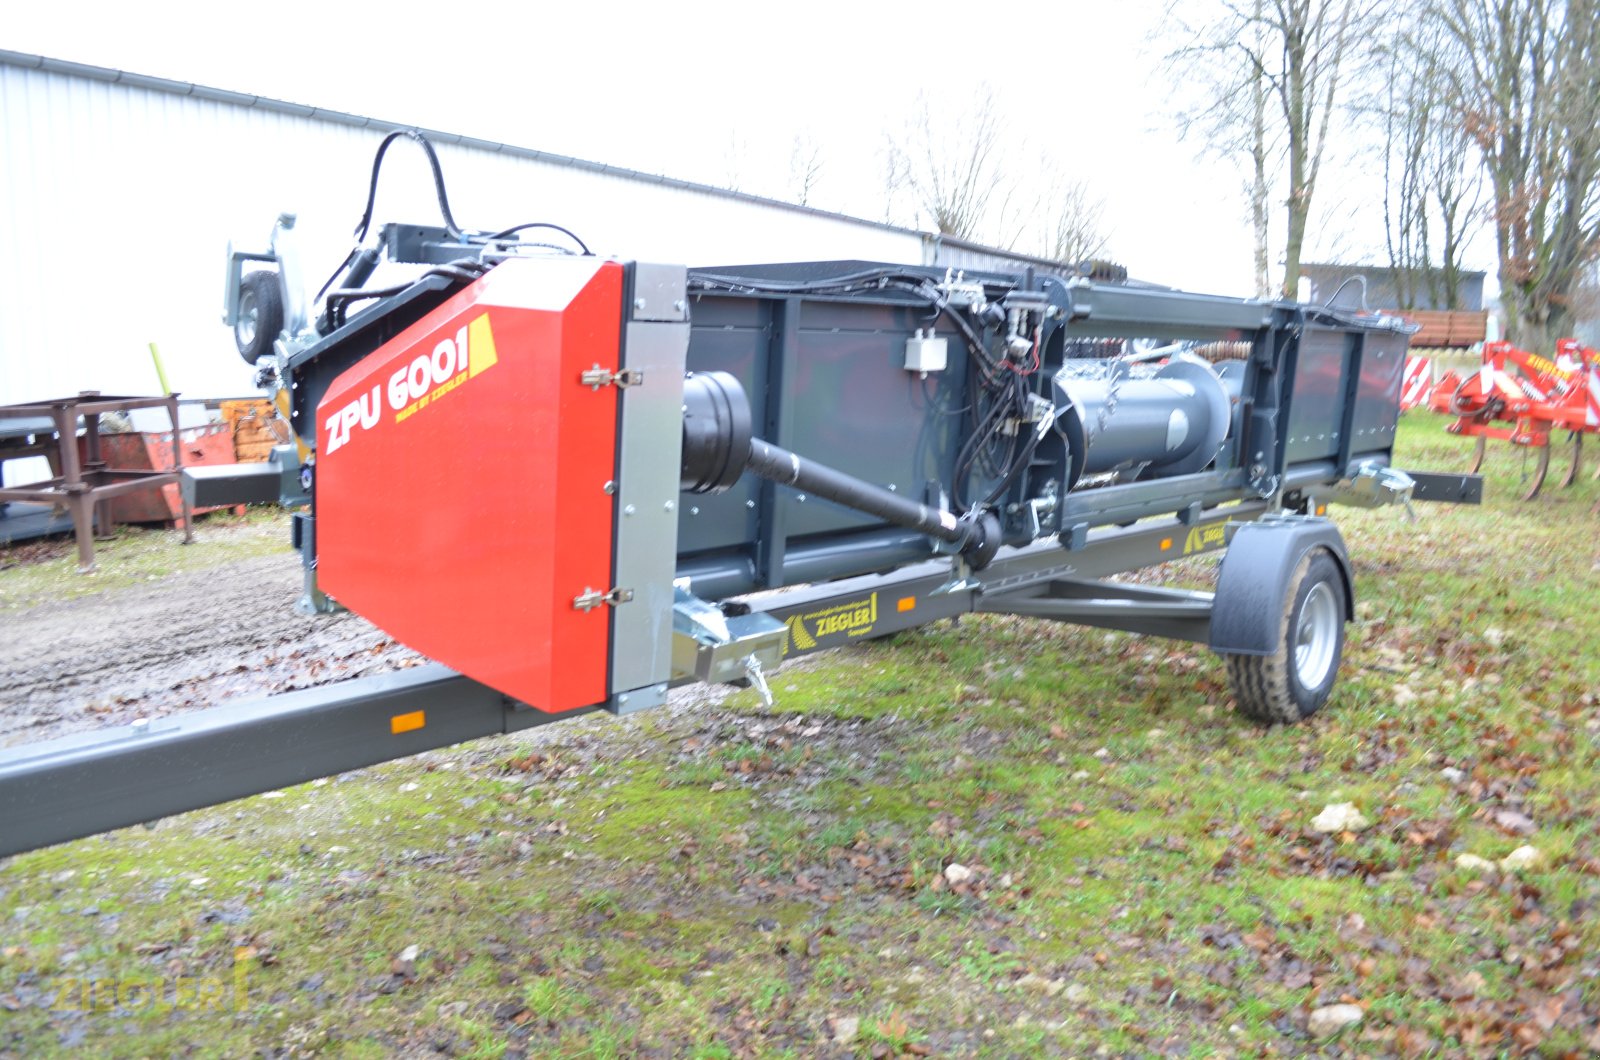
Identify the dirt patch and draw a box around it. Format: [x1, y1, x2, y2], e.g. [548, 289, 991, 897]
[0, 548, 418, 747]
[0, 521, 826, 750]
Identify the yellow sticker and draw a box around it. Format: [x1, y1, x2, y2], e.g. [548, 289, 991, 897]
[1182, 523, 1227, 555]
[784, 593, 879, 655]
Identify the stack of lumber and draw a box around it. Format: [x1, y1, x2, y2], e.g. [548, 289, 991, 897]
[1395, 310, 1488, 349]
[219, 400, 289, 462]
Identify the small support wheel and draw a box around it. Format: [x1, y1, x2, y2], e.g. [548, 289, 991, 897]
[235, 271, 284, 365]
[1224, 550, 1347, 724]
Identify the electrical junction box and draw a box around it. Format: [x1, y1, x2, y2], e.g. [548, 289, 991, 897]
[904, 329, 948, 375]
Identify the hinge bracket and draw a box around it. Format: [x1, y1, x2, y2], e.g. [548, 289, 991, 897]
[580, 365, 644, 390]
[574, 586, 634, 611]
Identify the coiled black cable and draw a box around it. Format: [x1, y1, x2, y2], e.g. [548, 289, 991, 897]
[356, 130, 463, 243]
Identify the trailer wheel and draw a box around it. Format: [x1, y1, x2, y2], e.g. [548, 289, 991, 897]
[1224, 549, 1346, 724]
[235, 271, 283, 365]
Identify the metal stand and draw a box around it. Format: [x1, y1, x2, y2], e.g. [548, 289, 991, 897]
[0, 392, 194, 571]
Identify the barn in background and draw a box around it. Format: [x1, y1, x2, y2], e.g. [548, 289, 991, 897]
[0, 49, 1057, 484]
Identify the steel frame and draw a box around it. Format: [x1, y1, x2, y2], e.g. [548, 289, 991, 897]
[0, 392, 194, 571]
[0, 501, 1260, 858]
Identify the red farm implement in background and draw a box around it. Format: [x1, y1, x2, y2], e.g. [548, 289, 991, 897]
[1427, 338, 1600, 500]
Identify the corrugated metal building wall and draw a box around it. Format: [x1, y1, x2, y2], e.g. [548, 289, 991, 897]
[2, 51, 1064, 432]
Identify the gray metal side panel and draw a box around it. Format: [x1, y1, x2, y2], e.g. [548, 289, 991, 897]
[1351, 331, 1405, 451]
[1284, 330, 1351, 462]
[610, 264, 690, 701]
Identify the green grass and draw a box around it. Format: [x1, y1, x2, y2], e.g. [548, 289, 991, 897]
[3, 414, 1599, 1055]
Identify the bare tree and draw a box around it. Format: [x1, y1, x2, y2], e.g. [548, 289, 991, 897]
[1430, 0, 1600, 349]
[882, 88, 1109, 260]
[1031, 175, 1109, 267]
[1574, 261, 1600, 342]
[720, 132, 749, 194]
[1166, 0, 1376, 297]
[1376, 11, 1485, 310]
[789, 134, 824, 208]
[886, 88, 1009, 241]
[1248, 3, 1274, 297]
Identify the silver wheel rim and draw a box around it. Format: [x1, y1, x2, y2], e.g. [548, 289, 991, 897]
[236, 289, 259, 347]
[1294, 581, 1338, 689]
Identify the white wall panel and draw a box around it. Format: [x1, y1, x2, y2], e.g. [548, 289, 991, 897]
[4, 52, 1058, 488]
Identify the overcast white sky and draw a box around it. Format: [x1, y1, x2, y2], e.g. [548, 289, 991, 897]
[6, 0, 1494, 297]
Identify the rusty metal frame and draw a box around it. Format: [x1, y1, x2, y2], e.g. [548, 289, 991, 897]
[0, 392, 194, 570]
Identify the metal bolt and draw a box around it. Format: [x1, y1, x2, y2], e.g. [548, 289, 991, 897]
[623, 504, 636, 516]
[690, 506, 700, 516]
[673, 300, 686, 313]
[132, 717, 149, 735]
[797, 494, 807, 503]
[603, 480, 617, 495]
[655, 684, 666, 694]
[618, 694, 630, 705]
[663, 500, 676, 512]
[746, 500, 756, 509]
[633, 298, 646, 311]
[887, 483, 897, 492]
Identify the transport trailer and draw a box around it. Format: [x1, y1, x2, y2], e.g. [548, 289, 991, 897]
[0, 134, 1479, 858]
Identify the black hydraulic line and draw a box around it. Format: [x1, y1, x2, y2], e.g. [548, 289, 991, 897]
[315, 131, 467, 304]
[356, 130, 463, 242]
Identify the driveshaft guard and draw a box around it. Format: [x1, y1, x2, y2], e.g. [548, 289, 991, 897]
[315, 257, 623, 712]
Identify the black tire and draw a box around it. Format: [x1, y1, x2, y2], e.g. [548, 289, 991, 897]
[235, 271, 283, 365]
[1224, 550, 1347, 724]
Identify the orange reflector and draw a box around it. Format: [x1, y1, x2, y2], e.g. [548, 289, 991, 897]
[1316, 505, 1327, 516]
[897, 596, 916, 612]
[1159, 538, 1172, 551]
[390, 710, 426, 735]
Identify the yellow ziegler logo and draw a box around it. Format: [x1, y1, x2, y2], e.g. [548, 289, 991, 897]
[784, 593, 878, 655]
[323, 313, 500, 454]
[1183, 523, 1227, 555]
[1523, 353, 1572, 381]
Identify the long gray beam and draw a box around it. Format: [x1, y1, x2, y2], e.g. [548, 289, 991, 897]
[0, 664, 593, 859]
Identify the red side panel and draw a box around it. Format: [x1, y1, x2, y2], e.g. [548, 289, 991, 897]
[315, 257, 622, 712]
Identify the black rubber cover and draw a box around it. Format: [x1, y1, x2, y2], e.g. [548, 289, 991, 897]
[1208, 517, 1354, 657]
[680, 371, 753, 493]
